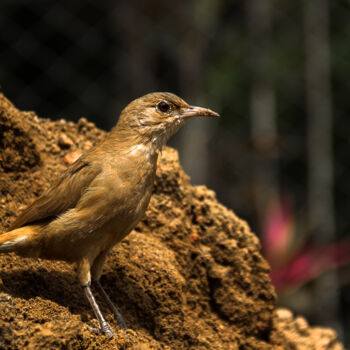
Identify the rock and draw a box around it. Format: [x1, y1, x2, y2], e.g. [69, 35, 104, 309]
[271, 308, 344, 350]
[82, 140, 93, 151]
[0, 92, 344, 350]
[0, 97, 41, 172]
[58, 133, 74, 149]
[64, 151, 82, 165]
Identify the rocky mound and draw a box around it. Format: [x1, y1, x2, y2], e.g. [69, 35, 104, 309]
[0, 93, 344, 349]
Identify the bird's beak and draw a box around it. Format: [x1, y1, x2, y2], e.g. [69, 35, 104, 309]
[181, 105, 220, 119]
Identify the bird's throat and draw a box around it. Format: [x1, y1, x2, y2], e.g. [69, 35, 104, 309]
[128, 135, 164, 160]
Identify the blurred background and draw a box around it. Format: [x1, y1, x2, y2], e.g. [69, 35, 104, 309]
[1, 0, 350, 346]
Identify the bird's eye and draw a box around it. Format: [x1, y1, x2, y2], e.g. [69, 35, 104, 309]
[157, 101, 170, 113]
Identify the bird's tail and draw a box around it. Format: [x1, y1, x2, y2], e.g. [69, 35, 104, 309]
[0, 226, 38, 254]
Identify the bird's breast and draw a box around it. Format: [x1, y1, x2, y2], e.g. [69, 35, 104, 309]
[101, 151, 158, 244]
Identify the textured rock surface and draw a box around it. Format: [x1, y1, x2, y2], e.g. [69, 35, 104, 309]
[0, 93, 344, 349]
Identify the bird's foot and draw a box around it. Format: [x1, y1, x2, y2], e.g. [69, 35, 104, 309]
[88, 326, 102, 334]
[101, 321, 114, 338]
[88, 322, 114, 338]
[84, 285, 115, 338]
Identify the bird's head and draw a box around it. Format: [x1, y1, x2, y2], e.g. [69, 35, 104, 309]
[115, 92, 219, 146]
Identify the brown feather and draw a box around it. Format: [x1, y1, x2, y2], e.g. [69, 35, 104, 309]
[10, 152, 102, 230]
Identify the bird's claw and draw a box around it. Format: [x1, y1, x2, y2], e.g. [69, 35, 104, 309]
[88, 326, 101, 334]
[88, 323, 114, 338]
[101, 321, 114, 338]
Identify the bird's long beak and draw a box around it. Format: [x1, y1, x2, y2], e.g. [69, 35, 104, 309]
[181, 105, 220, 119]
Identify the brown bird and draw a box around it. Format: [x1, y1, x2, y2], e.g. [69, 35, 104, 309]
[0, 92, 219, 337]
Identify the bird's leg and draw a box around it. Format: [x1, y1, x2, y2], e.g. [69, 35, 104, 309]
[91, 250, 127, 329]
[84, 284, 114, 338]
[94, 279, 127, 329]
[78, 257, 114, 337]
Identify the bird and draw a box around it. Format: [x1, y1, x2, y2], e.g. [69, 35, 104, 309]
[0, 92, 219, 337]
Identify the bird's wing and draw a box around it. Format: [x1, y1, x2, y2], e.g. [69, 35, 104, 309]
[10, 154, 103, 230]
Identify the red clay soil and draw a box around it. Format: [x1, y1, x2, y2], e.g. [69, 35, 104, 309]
[0, 93, 344, 349]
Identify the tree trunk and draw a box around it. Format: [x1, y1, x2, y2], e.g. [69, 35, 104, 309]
[176, 0, 221, 185]
[246, 0, 279, 231]
[304, 0, 340, 337]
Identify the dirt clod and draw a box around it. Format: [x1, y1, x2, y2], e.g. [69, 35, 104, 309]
[58, 133, 74, 149]
[0, 93, 344, 349]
